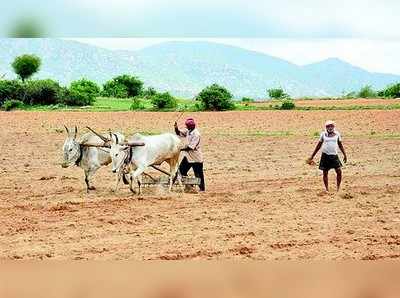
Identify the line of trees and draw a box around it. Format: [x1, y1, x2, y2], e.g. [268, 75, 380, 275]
[1, 53, 400, 111]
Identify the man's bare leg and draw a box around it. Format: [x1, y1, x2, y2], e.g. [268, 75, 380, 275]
[323, 170, 329, 192]
[335, 168, 342, 192]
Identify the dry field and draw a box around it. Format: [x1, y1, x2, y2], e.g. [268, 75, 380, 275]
[1, 107, 400, 260]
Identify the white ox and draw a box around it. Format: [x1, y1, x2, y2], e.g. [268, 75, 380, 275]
[109, 132, 183, 194]
[62, 126, 125, 192]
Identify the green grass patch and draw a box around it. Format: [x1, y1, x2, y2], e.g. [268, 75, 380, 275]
[4, 97, 400, 112]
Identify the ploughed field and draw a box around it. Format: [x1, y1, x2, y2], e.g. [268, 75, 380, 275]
[1, 107, 399, 260]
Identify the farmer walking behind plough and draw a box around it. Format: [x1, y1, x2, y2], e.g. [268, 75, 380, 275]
[174, 118, 205, 192]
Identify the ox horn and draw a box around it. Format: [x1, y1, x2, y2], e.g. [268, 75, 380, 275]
[113, 133, 119, 145]
[74, 126, 78, 139]
[64, 125, 69, 134]
[86, 126, 109, 143]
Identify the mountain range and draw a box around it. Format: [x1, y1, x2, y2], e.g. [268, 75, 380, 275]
[0, 38, 399, 98]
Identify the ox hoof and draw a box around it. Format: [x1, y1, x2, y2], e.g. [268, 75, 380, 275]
[88, 186, 96, 191]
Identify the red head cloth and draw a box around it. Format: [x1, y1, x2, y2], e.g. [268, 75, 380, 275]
[185, 118, 196, 130]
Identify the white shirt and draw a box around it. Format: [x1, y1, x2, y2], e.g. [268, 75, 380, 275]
[319, 131, 342, 155]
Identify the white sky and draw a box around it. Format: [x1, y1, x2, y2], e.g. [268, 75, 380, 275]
[70, 38, 400, 75]
[3, 0, 400, 38]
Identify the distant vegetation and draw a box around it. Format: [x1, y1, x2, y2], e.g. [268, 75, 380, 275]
[378, 83, 400, 98]
[267, 87, 289, 100]
[1, 53, 400, 112]
[357, 85, 377, 98]
[12, 54, 41, 82]
[195, 84, 235, 111]
[102, 74, 143, 98]
[150, 92, 177, 109]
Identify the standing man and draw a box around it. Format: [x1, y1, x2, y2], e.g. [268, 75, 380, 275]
[308, 120, 347, 192]
[174, 118, 205, 192]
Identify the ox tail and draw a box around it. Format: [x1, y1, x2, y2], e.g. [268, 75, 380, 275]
[122, 174, 129, 185]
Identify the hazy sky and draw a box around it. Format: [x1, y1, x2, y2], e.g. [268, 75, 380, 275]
[3, 1, 400, 74]
[70, 38, 400, 75]
[2, 0, 399, 38]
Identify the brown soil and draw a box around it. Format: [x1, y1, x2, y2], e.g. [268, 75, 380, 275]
[1, 108, 399, 260]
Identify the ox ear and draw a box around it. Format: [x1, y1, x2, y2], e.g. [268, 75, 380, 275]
[74, 126, 78, 139]
[64, 125, 69, 135]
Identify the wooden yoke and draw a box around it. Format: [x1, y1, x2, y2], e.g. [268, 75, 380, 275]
[126, 141, 145, 147]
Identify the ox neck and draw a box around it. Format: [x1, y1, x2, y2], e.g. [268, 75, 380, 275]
[75, 145, 83, 166]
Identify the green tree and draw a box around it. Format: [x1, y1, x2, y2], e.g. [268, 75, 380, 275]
[24, 79, 61, 105]
[11, 54, 41, 82]
[150, 92, 177, 109]
[379, 83, 400, 98]
[102, 80, 128, 98]
[141, 86, 157, 98]
[64, 79, 100, 106]
[267, 87, 288, 99]
[195, 84, 234, 111]
[102, 75, 143, 98]
[358, 85, 377, 98]
[0, 80, 24, 105]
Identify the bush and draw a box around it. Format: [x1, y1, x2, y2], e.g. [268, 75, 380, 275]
[268, 88, 289, 99]
[150, 92, 177, 109]
[64, 79, 99, 106]
[195, 84, 234, 111]
[55, 86, 70, 104]
[130, 97, 146, 110]
[12, 54, 41, 82]
[278, 99, 296, 110]
[24, 79, 61, 105]
[379, 83, 400, 98]
[102, 75, 143, 98]
[358, 85, 377, 98]
[2, 99, 23, 111]
[102, 80, 128, 98]
[141, 87, 157, 98]
[0, 80, 24, 105]
[241, 97, 254, 102]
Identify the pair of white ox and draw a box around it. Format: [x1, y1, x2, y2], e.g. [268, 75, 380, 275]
[62, 126, 185, 194]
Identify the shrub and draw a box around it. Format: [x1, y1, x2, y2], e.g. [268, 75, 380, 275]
[12, 54, 41, 82]
[56, 86, 71, 104]
[130, 97, 146, 110]
[150, 92, 177, 109]
[64, 79, 99, 106]
[267, 88, 289, 99]
[0, 80, 24, 105]
[24, 79, 61, 105]
[102, 80, 128, 98]
[141, 86, 157, 98]
[278, 99, 296, 110]
[379, 83, 400, 98]
[195, 84, 234, 111]
[358, 85, 377, 98]
[241, 97, 254, 102]
[2, 99, 23, 111]
[102, 75, 143, 98]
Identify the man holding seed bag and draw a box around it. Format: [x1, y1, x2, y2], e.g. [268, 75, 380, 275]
[308, 120, 347, 192]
